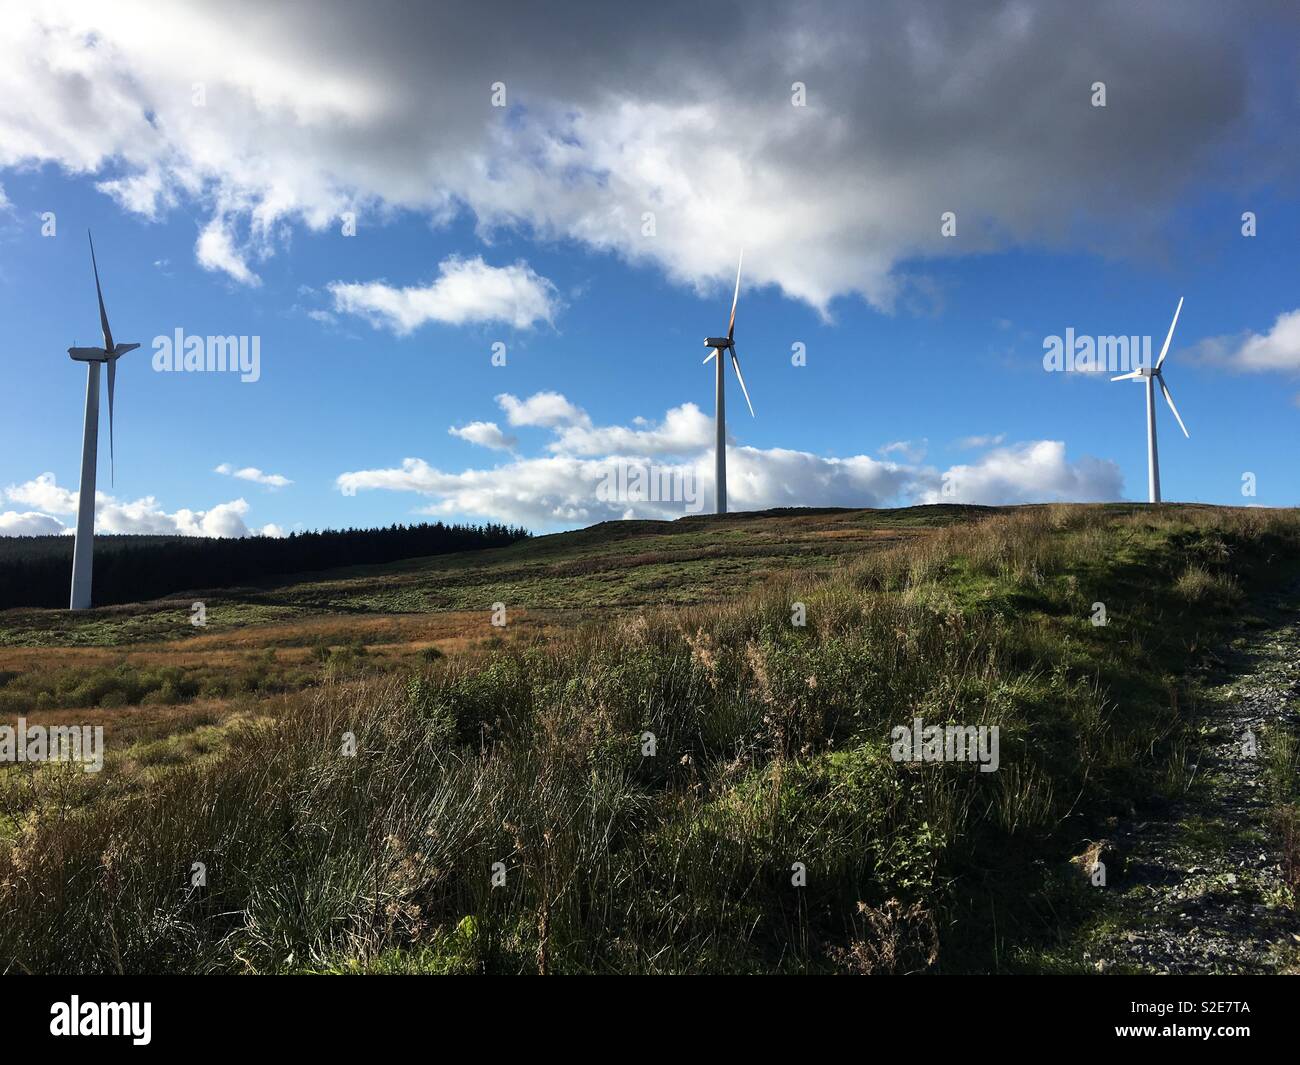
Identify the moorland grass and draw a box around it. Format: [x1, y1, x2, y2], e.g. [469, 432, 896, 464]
[1, 504, 1297, 974]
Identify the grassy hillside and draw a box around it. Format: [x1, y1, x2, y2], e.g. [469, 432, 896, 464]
[0, 505, 973, 647]
[1, 503, 1297, 974]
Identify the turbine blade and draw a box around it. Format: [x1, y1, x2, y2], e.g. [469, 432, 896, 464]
[107, 355, 117, 484]
[88, 231, 115, 352]
[1110, 370, 1143, 381]
[1158, 375, 1189, 438]
[730, 348, 755, 417]
[1155, 296, 1184, 369]
[703, 348, 717, 364]
[727, 249, 743, 341]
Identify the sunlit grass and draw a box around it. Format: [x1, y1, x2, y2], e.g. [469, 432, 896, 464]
[0, 503, 1297, 973]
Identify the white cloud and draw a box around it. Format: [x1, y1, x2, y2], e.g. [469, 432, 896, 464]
[449, 421, 517, 451]
[490, 391, 711, 456]
[1195, 309, 1300, 374]
[551, 402, 712, 456]
[337, 392, 1123, 527]
[497, 391, 590, 429]
[917, 441, 1122, 505]
[328, 257, 558, 334]
[195, 216, 261, 286]
[215, 463, 293, 488]
[119, 496, 251, 536]
[5, 471, 78, 514]
[0, 511, 65, 536]
[0, 474, 285, 538]
[0, 2, 1277, 312]
[723, 447, 920, 511]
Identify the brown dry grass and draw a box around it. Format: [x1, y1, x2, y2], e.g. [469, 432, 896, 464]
[0, 608, 573, 672]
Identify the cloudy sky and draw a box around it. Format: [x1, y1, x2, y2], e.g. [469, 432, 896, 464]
[1, 0, 1297, 536]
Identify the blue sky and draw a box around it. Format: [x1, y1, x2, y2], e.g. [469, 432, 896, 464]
[1, 1, 1297, 536]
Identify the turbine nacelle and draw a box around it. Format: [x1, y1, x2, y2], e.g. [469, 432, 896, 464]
[68, 342, 140, 363]
[68, 347, 111, 363]
[704, 337, 732, 349]
[1113, 367, 1162, 381]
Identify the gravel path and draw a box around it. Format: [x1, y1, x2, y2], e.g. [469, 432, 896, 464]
[1088, 610, 1300, 975]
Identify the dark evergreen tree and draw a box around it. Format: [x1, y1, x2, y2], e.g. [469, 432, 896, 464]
[0, 522, 530, 609]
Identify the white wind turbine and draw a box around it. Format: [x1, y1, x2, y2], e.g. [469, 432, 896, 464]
[66, 232, 140, 609]
[701, 251, 754, 515]
[1111, 297, 1189, 504]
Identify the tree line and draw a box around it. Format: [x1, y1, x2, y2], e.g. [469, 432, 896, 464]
[0, 522, 529, 609]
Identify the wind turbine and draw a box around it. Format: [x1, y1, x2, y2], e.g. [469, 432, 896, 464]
[1111, 297, 1188, 504]
[702, 251, 754, 515]
[66, 232, 140, 609]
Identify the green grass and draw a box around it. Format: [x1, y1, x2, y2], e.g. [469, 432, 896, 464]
[1, 503, 1297, 974]
[0, 506, 974, 647]
[0, 655, 321, 716]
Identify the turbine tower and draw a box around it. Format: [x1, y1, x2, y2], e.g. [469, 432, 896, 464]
[701, 252, 754, 514]
[66, 232, 140, 609]
[1111, 297, 1189, 504]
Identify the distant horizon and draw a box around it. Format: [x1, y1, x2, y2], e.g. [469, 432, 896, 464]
[5, 497, 1298, 547]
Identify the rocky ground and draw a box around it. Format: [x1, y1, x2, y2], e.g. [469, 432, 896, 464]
[1084, 605, 1300, 975]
